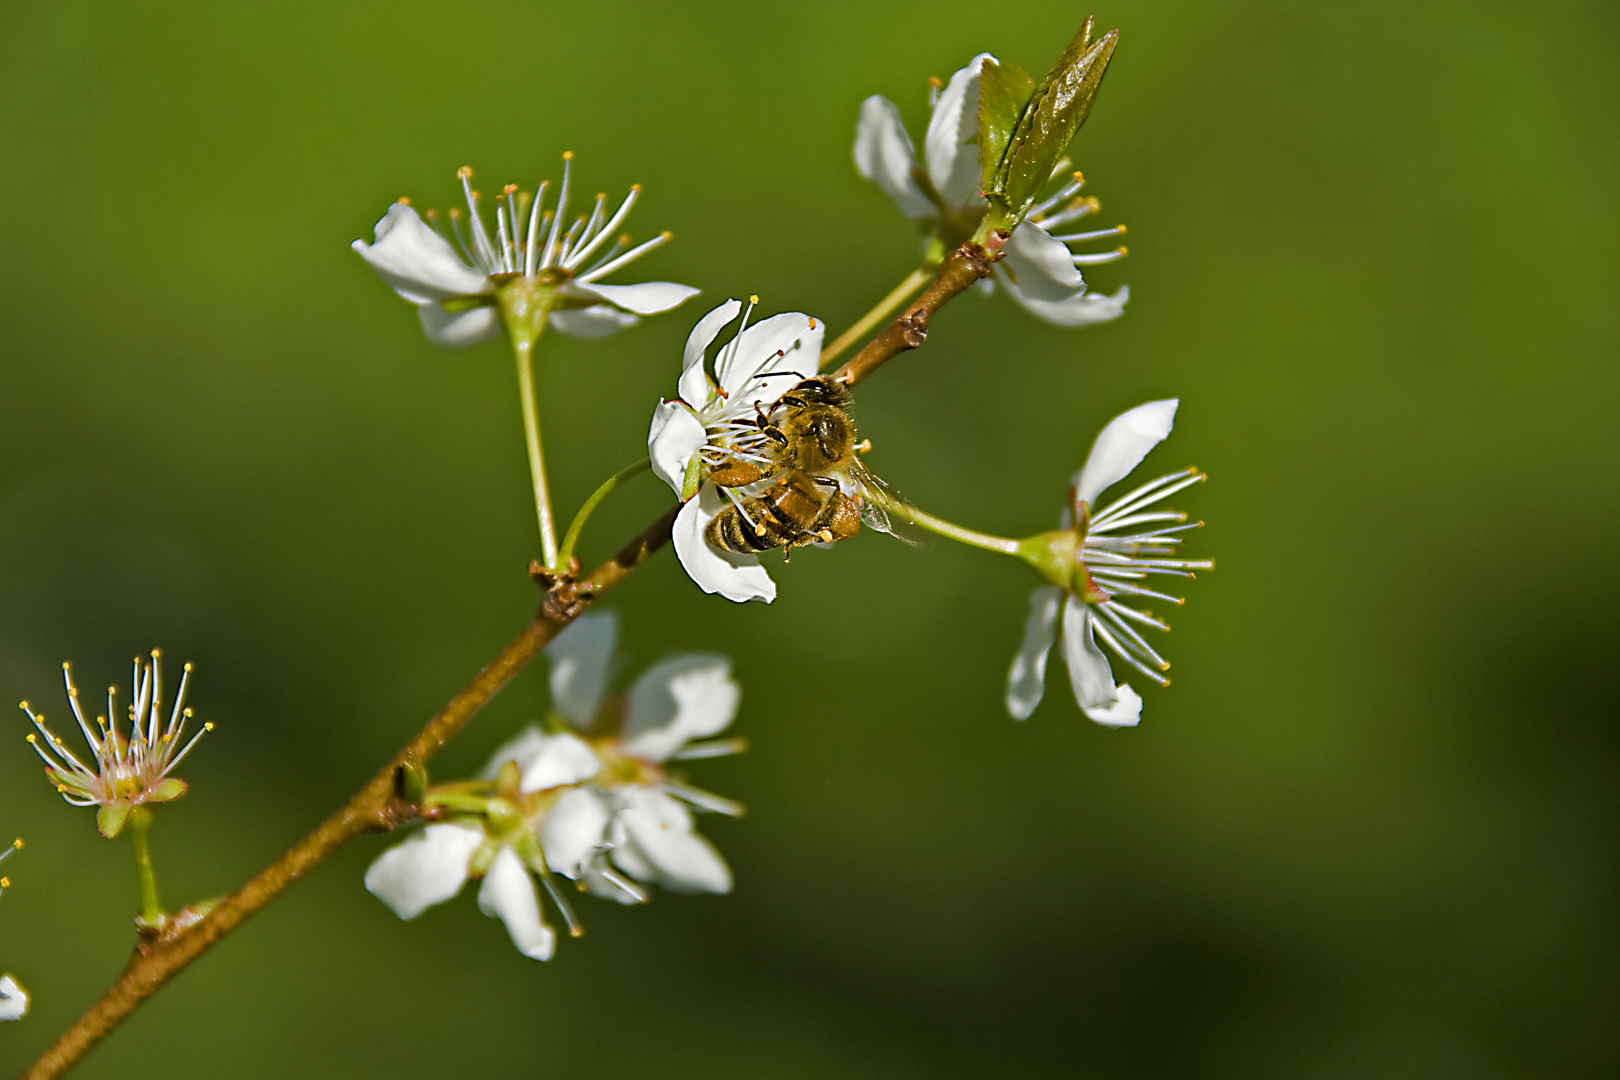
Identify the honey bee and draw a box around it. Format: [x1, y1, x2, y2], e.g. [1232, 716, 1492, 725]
[706, 374, 903, 556]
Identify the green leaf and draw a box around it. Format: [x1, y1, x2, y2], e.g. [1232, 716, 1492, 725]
[978, 59, 1038, 196]
[1000, 19, 1119, 217]
[97, 802, 130, 839]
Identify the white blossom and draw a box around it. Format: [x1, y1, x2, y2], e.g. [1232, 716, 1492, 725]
[353, 156, 698, 348]
[20, 653, 211, 838]
[646, 297, 825, 603]
[853, 54, 1129, 327]
[523, 612, 742, 897]
[1007, 400, 1211, 725]
[0, 975, 27, 1022]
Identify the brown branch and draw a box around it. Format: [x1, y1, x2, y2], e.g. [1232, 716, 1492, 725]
[831, 231, 1007, 387]
[21, 503, 681, 1080]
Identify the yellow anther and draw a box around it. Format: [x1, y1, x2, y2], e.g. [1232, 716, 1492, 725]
[1117, 246, 1129, 256]
[661, 230, 673, 239]
[204, 722, 215, 732]
[25, 734, 35, 744]
[562, 150, 574, 160]
[16, 701, 26, 710]
[183, 662, 193, 672]
[928, 76, 943, 89]
[397, 196, 411, 205]
[1, 878, 8, 889]
[11, 839, 21, 850]
[1117, 225, 1128, 234]
[457, 165, 474, 179]
[748, 294, 760, 304]
[808, 317, 817, 329]
[630, 183, 642, 193]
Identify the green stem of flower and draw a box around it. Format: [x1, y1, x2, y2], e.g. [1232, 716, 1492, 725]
[870, 490, 1021, 556]
[511, 334, 560, 569]
[820, 268, 930, 369]
[127, 808, 162, 925]
[556, 458, 651, 572]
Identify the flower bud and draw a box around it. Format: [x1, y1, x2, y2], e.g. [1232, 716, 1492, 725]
[984, 17, 1119, 221]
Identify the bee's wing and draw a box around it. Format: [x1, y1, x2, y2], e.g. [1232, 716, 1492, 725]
[847, 460, 923, 547]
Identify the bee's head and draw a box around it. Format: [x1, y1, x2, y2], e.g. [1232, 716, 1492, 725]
[780, 375, 852, 411]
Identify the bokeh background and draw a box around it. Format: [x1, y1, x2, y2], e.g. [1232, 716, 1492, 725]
[2, 1, 1616, 1076]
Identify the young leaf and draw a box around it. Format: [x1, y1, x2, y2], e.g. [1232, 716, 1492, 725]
[1000, 19, 1119, 217]
[978, 59, 1038, 196]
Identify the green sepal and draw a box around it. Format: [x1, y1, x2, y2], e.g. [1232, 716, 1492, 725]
[978, 59, 1038, 196]
[147, 778, 188, 803]
[998, 19, 1119, 218]
[439, 293, 496, 313]
[469, 837, 502, 877]
[680, 453, 704, 502]
[493, 759, 522, 798]
[97, 802, 131, 839]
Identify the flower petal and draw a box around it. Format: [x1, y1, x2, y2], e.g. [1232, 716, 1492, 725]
[545, 609, 617, 727]
[417, 302, 502, 349]
[540, 787, 613, 879]
[615, 788, 732, 894]
[1083, 683, 1143, 728]
[648, 401, 707, 495]
[1073, 398, 1179, 507]
[517, 731, 603, 792]
[996, 276, 1129, 328]
[1059, 597, 1119, 711]
[549, 304, 640, 339]
[571, 280, 700, 316]
[481, 723, 548, 780]
[853, 95, 934, 219]
[0, 976, 27, 1021]
[999, 221, 1087, 300]
[680, 298, 744, 407]
[925, 53, 996, 210]
[363, 822, 482, 919]
[672, 486, 776, 603]
[476, 846, 555, 961]
[1006, 585, 1063, 720]
[352, 202, 492, 303]
[622, 655, 739, 762]
[714, 312, 824, 405]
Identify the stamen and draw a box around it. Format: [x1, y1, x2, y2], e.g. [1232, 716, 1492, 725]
[458, 169, 499, 270]
[575, 231, 670, 284]
[1095, 604, 1169, 668]
[670, 737, 749, 760]
[541, 151, 573, 269]
[1090, 619, 1171, 685]
[561, 193, 609, 267]
[1051, 225, 1126, 244]
[1028, 173, 1086, 220]
[564, 185, 640, 271]
[523, 180, 548, 276]
[1090, 469, 1204, 528]
[663, 780, 745, 816]
[536, 869, 584, 937]
[1071, 247, 1127, 266]
[1101, 600, 1170, 632]
[1036, 195, 1101, 231]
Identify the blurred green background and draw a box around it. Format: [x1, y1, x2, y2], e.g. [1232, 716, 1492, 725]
[2, 1, 1616, 1076]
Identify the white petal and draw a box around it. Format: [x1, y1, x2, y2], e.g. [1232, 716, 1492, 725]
[1006, 585, 1063, 720]
[673, 486, 776, 603]
[417, 302, 502, 349]
[615, 788, 732, 894]
[0, 975, 27, 1021]
[516, 731, 603, 793]
[853, 95, 934, 219]
[996, 276, 1129, 328]
[545, 609, 617, 727]
[1083, 683, 1143, 728]
[352, 202, 492, 303]
[648, 400, 707, 495]
[477, 847, 555, 961]
[549, 304, 640, 339]
[540, 787, 613, 878]
[680, 298, 744, 407]
[714, 312, 824, 404]
[925, 53, 996, 210]
[363, 822, 482, 919]
[1059, 597, 1119, 711]
[1073, 398, 1179, 507]
[571, 280, 700, 316]
[999, 221, 1087, 300]
[481, 723, 548, 780]
[622, 655, 739, 762]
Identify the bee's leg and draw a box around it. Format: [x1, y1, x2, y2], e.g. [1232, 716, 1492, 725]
[811, 475, 839, 488]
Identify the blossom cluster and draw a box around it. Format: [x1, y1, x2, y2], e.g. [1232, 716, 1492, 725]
[364, 611, 742, 960]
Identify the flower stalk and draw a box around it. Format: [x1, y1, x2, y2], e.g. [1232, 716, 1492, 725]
[497, 275, 565, 568]
[126, 808, 162, 927]
[556, 459, 651, 572]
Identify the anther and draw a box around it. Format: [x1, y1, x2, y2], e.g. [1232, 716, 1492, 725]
[457, 166, 473, 179]
[397, 196, 411, 205]
[928, 76, 943, 89]
[1, 878, 8, 889]
[854, 440, 872, 453]
[562, 150, 574, 160]
[808, 317, 817, 329]
[749, 294, 760, 304]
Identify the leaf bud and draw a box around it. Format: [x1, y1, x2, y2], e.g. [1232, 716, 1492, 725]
[987, 17, 1119, 221]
